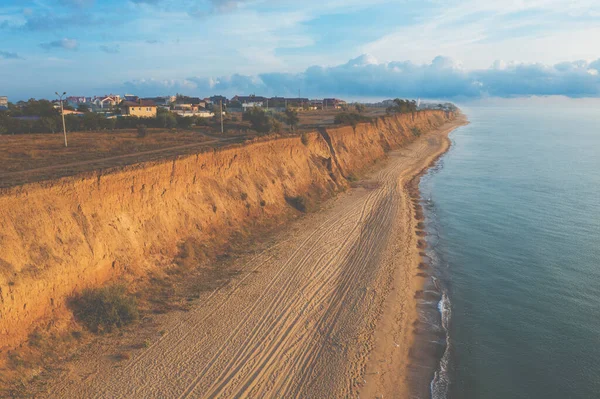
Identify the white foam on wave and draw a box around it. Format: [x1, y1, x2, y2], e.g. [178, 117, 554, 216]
[431, 292, 452, 399]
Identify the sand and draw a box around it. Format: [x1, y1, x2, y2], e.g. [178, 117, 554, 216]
[41, 115, 467, 399]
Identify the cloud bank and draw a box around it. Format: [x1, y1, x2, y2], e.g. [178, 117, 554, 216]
[122, 54, 600, 99]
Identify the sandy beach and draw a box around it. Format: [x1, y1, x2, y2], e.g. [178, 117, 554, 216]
[40, 115, 467, 399]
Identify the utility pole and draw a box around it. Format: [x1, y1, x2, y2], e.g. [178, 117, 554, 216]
[220, 100, 224, 134]
[56, 91, 68, 147]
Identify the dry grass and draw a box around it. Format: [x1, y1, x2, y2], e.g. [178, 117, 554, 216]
[0, 108, 388, 189]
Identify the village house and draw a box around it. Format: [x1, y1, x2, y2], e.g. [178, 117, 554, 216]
[0, 96, 7, 110]
[66, 96, 89, 107]
[120, 100, 157, 117]
[124, 94, 139, 102]
[92, 94, 121, 109]
[232, 95, 267, 106]
[172, 103, 213, 118]
[324, 98, 347, 109]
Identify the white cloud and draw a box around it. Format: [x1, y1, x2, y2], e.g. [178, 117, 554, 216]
[362, 0, 600, 69]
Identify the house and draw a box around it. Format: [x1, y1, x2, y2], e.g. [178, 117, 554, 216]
[144, 96, 176, 107]
[309, 99, 323, 110]
[120, 100, 157, 117]
[241, 102, 265, 111]
[92, 95, 121, 109]
[324, 98, 347, 109]
[0, 96, 7, 110]
[172, 103, 214, 118]
[284, 98, 310, 109]
[232, 95, 267, 105]
[62, 110, 85, 116]
[173, 108, 214, 118]
[209, 95, 228, 105]
[124, 94, 139, 102]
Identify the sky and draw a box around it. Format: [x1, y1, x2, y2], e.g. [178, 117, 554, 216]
[1, 0, 600, 101]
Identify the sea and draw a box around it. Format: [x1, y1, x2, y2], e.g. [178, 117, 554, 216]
[418, 98, 600, 399]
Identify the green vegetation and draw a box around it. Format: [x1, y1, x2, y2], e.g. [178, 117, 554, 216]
[411, 127, 422, 137]
[353, 103, 366, 113]
[285, 195, 309, 213]
[0, 98, 212, 135]
[242, 107, 280, 134]
[386, 98, 418, 114]
[69, 284, 139, 333]
[334, 112, 372, 127]
[346, 173, 359, 182]
[284, 107, 300, 131]
[137, 124, 148, 138]
[301, 132, 309, 146]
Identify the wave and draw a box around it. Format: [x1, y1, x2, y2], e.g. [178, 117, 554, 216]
[421, 155, 453, 399]
[431, 292, 452, 399]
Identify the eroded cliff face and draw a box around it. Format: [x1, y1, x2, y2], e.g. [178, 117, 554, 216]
[0, 110, 453, 349]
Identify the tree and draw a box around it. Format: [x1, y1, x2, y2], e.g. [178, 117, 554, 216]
[386, 99, 418, 114]
[354, 103, 366, 113]
[22, 99, 58, 117]
[243, 107, 277, 134]
[176, 115, 193, 129]
[77, 104, 90, 113]
[284, 107, 299, 131]
[82, 112, 101, 131]
[40, 117, 58, 133]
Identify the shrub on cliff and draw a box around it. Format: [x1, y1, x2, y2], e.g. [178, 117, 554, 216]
[69, 285, 139, 333]
[334, 112, 372, 127]
[285, 195, 309, 213]
[301, 133, 309, 146]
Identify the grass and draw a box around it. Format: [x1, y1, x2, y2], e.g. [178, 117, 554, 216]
[69, 285, 139, 333]
[333, 112, 373, 127]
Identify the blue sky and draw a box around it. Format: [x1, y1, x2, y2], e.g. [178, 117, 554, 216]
[1, 0, 600, 100]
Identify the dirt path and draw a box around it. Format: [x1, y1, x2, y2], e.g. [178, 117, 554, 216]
[43, 118, 466, 399]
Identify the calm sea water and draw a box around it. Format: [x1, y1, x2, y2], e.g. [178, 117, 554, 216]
[420, 100, 600, 399]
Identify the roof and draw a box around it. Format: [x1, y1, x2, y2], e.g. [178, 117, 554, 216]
[121, 100, 157, 107]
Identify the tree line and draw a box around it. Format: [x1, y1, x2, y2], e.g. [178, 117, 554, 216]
[0, 99, 216, 135]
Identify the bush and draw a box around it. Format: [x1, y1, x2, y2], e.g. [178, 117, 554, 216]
[286, 195, 308, 213]
[301, 133, 309, 146]
[69, 285, 139, 333]
[243, 107, 279, 135]
[334, 112, 372, 127]
[137, 124, 147, 138]
[411, 127, 422, 137]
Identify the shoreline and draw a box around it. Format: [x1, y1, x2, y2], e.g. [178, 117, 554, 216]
[359, 114, 468, 399]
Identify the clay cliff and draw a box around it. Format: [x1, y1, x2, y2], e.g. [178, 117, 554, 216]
[0, 110, 454, 349]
